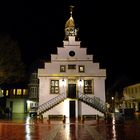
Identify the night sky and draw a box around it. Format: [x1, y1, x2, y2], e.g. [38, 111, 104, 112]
[0, 1, 139, 90]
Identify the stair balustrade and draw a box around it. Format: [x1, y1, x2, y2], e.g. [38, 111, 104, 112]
[78, 92, 107, 114]
[37, 93, 66, 115]
[36, 92, 107, 116]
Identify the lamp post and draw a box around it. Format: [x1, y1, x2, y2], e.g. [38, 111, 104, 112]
[111, 96, 115, 113]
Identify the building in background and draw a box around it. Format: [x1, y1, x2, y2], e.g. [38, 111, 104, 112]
[0, 72, 39, 116]
[123, 83, 140, 112]
[1, 84, 28, 114]
[27, 72, 39, 113]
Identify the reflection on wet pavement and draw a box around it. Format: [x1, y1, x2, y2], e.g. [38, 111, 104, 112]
[0, 113, 140, 140]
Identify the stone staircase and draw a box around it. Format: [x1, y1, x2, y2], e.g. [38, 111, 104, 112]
[78, 92, 107, 114]
[37, 93, 66, 116]
[36, 92, 107, 117]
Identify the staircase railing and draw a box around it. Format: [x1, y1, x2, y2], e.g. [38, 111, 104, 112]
[78, 92, 107, 114]
[37, 93, 66, 115]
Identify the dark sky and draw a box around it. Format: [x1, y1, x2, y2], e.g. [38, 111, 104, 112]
[0, 1, 139, 89]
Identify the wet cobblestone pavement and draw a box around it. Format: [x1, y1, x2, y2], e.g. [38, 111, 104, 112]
[0, 114, 140, 140]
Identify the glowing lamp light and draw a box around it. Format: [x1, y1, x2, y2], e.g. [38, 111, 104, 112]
[60, 78, 66, 87]
[78, 78, 83, 87]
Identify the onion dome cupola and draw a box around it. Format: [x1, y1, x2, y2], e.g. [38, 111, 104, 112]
[64, 5, 79, 40]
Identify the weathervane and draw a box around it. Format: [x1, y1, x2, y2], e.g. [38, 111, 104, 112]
[70, 5, 74, 16]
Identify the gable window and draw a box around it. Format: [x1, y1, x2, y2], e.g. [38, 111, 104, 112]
[60, 65, 66, 72]
[79, 65, 85, 73]
[68, 64, 76, 69]
[50, 80, 59, 94]
[84, 80, 92, 94]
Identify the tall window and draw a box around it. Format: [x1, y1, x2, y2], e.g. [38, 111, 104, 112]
[17, 89, 22, 95]
[50, 80, 59, 94]
[23, 89, 27, 96]
[84, 80, 92, 94]
[29, 87, 37, 98]
[6, 90, 9, 96]
[13, 89, 16, 95]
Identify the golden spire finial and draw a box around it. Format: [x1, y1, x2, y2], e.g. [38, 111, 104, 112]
[64, 5, 79, 40]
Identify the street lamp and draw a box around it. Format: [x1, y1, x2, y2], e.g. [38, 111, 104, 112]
[111, 96, 115, 113]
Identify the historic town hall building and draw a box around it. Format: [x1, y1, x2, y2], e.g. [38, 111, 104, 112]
[37, 7, 106, 119]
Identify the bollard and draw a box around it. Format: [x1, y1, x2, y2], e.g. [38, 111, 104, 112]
[81, 115, 84, 123]
[39, 114, 43, 122]
[63, 115, 66, 123]
[96, 114, 99, 124]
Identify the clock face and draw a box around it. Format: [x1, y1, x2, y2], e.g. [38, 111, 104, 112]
[69, 51, 75, 57]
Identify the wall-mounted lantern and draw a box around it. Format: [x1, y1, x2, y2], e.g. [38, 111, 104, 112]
[60, 77, 66, 87]
[78, 78, 83, 87]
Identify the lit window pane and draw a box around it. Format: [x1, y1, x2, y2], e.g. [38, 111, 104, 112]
[84, 80, 92, 94]
[50, 80, 59, 94]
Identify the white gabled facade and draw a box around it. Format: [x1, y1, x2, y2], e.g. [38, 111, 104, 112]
[38, 8, 106, 119]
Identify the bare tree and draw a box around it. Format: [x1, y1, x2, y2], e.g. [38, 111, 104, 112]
[0, 34, 26, 85]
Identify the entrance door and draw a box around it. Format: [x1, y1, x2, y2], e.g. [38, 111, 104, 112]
[68, 84, 76, 98]
[70, 101, 75, 118]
